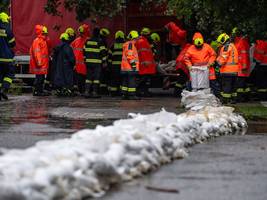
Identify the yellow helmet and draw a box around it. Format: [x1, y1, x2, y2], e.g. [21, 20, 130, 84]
[150, 33, 160, 42]
[232, 27, 238, 35]
[217, 33, 230, 44]
[60, 33, 69, 41]
[42, 26, 48, 34]
[127, 30, 139, 40]
[78, 25, 84, 33]
[65, 27, 75, 36]
[115, 30, 125, 39]
[0, 12, 10, 23]
[100, 28, 110, 37]
[141, 27, 151, 36]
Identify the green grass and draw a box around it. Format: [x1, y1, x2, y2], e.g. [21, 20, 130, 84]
[234, 104, 267, 121]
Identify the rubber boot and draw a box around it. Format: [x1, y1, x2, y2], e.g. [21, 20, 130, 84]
[128, 95, 141, 100]
[91, 84, 101, 98]
[100, 85, 109, 96]
[128, 92, 141, 100]
[84, 83, 92, 98]
[0, 88, 8, 100]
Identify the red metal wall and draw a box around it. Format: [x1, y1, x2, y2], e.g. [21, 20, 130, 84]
[11, 0, 124, 55]
[11, 0, 178, 55]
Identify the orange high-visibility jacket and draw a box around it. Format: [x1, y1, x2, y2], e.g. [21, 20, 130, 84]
[135, 36, 156, 75]
[234, 36, 250, 77]
[260, 40, 267, 66]
[121, 40, 139, 73]
[29, 25, 49, 75]
[217, 42, 239, 74]
[184, 32, 216, 80]
[184, 43, 216, 67]
[184, 43, 217, 80]
[71, 24, 90, 75]
[165, 22, 187, 46]
[71, 37, 87, 75]
[253, 40, 265, 64]
[175, 43, 191, 78]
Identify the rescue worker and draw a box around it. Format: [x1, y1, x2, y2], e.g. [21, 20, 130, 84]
[209, 39, 221, 97]
[99, 27, 110, 95]
[174, 42, 191, 97]
[136, 27, 157, 97]
[0, 12, 15, 101]
[44, 26, 53, 93]
[53, 33, 75, 97]
[253, 37, 267, 100]
[184, 32, 216, 91]
[108, 30, 125, 96]
[233, 28, 251, 102]
[65, 27, 76, 43]
[71, 24, 90, 95]
[84, 28, 105, 98]
[29, 25, 49, 96]
[216, 33, 239, 104]
[150, 32, 161, 62]
[164, 21, 187, 61]
[121, 30, 140, 100]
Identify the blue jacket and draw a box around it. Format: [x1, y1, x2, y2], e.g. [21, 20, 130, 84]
[0, 21, 15, 63]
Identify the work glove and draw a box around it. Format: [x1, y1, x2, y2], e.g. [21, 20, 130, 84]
[214, 62, 221, 78]
[131, 61, 137, 71]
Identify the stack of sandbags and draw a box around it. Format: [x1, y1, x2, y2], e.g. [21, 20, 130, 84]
[0, 90, 247, 200]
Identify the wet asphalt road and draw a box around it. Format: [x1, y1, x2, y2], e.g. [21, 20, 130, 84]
[99, 135, 267, 200]
[0, 94, 267, 200]
[0, 94, 181, 149]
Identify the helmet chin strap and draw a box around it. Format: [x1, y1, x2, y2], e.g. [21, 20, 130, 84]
[195, 44, 203, 49]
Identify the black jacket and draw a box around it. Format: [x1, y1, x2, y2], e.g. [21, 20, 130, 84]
[53, 41, 75, 88]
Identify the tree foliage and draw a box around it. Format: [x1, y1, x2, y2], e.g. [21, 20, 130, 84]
[1, 0, 266, 40]
[44, 0, 166, 21]
[44, 0, 266, 40]
[45, 0, 126, 21]
[167, 0, 267, 40]
[0, 0, 10, 12]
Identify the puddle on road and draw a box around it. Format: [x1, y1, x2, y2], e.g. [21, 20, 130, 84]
[247, 121, 267, 135]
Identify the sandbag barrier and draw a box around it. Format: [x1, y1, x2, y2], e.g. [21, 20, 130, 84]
[0, 89, 247, 200]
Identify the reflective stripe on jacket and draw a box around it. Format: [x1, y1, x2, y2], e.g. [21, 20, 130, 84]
[108, 41, 124, 68]
[135, 36, 156, 75]
[84, 37, 105, 67]
[253, 40, 265, 63]
[217, 42, 239, 74]
[121, 40, 139, 73]
[29, 25, 49, 75]
[0, 21, 15, 63]
[234, 36, 250, 77]
[260, 41, 267, 66]
[71, 36, 88, 75]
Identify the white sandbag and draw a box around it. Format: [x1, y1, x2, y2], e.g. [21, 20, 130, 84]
[190, 65, 210, 90]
